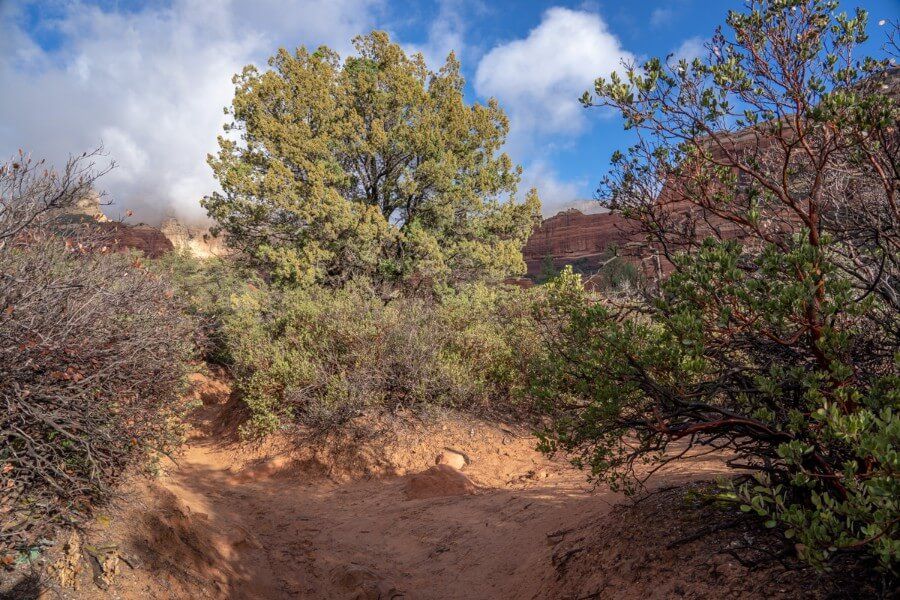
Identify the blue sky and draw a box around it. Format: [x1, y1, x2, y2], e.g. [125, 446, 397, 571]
[1, 0, 897, 222]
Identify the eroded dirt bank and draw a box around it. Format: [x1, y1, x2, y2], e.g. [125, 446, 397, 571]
[19, 372, 845, 599]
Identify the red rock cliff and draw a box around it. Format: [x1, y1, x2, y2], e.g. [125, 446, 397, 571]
[97, 222, 174, 258]
[54, 192, 174, 258]
[522, 209, 642, 277]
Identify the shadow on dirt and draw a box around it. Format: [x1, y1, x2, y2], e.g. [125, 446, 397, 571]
[0, 573, 42, 600]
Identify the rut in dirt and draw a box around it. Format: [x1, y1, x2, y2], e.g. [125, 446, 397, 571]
[127, 374, 728, 600]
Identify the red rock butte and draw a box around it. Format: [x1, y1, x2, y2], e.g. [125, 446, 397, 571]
[522, 208, 644, 278]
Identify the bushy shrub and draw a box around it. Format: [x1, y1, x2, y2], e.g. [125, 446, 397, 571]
[222, 280, 538, 436]
[536, 246, 641, 291]
[150, 250, 261, 365]
[534, 263, 898, 571]
[535, 1, 898, 574]
[0, 155, 195, 555]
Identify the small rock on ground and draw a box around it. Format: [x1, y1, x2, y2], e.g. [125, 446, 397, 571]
[435, 450, 466, 470]
[405, 465, 477, 500]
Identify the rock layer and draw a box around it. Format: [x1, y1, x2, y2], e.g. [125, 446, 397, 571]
[522, 208, 643, 278]
[160, 218, 227, 258]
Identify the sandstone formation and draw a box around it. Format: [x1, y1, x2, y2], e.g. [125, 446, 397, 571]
[522, 208, 643, 278]
[72, 190, 109, 222]
[404, 464, 477, 500]
[435, 449, 467, 470]
[97, 222, 174, 258]
[160, 218, 227, 258]
[53, 191, 232, 259]
[54, 191, 174, 258]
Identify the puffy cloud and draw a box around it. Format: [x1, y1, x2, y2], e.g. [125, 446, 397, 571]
[404, 0, 468, 70]
[671, 36, 706, 63]
[474, 7, 633, 215]
[474, 7, 633, 137]
[520, 160, 591, 217]
[2, 1, 624, 225]
[228, 0, 384, 54]
[0, 0, 380, 224]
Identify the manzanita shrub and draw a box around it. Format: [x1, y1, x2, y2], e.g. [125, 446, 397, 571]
[535, 0, 898, 573]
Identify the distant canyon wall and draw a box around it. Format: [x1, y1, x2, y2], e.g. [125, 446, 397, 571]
[58, 191, 224, 259]
[159, 218, 227, 259]
[522, 208, 646, 278]
[68, 190, 651, 273]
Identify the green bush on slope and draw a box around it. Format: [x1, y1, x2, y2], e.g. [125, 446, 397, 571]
[221, 280, 540, 436]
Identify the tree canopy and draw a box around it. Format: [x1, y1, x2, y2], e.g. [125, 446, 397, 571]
[203, 31, 541, 289]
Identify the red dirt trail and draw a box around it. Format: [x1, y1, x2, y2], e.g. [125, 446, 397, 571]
[66, 374, 728, 600]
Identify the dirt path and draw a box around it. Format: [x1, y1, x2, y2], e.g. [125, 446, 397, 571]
[159, 435, 606, 598]
[71, 376, 728, 599]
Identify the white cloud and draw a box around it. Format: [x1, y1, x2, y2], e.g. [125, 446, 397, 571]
[2, 1, 620, 225]
[404, 0, 468, 70]
[650, 7, 674, 28]
[671, 36, 706, 63]
[474, 7, 633, 137]
[0, 0, 380, 224]
[473, 7, 633, 211]
[520, 160, 591, 216]
[228, 0, 384, 56]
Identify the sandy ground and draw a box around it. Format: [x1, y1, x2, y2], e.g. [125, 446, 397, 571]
[33, 373, 730, 600]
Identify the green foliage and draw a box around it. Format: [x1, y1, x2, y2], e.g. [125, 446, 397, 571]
[574, 246, 641, 291]
[149, 250, 262, 364]
[222, 281, 540, 437]
[536, 254, 560, 284]
[536, 246, 641, 291]
[735, 402, 899, 569]
[531, 267, 662, 490]
[536, 241, 899, 570]
[204, 31, 541, 289]
[597, 257, 638, 290]
[539, 0, 899, 574]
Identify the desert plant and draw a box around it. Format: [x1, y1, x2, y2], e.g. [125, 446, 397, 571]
[536, 1, 898, 573]
[0, 150, 110, 246]
[566, 245, 642, 292]
[0, 154, 195, 555]
[203, 31, 541, 289]
[223, 280, 539, 437]
[536, 254, 561, 284]
[149, 250, 262, 365]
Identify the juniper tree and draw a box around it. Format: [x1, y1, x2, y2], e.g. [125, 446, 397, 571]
[204, 31, 541, 289]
